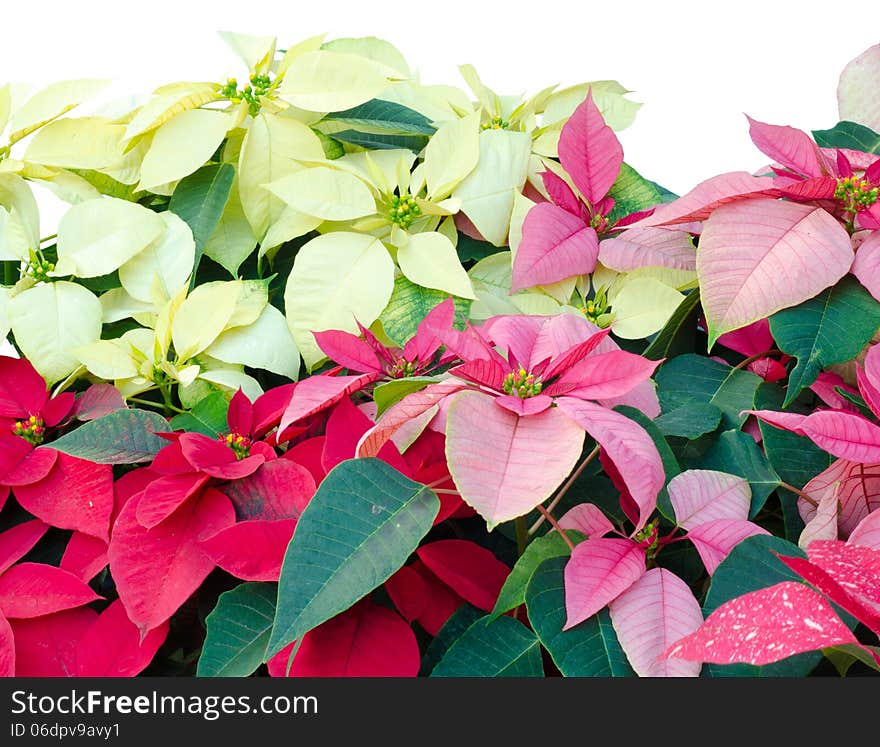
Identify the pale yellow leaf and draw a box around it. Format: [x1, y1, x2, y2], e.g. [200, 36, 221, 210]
[275, 34, 326, 79]
[9, 79, 110, 143]
[74, 338, 139, 380]
[138, 110, 230, 191]
[542, 80, 641, 132]
[0, 285, 10, 341]
[260, 207, 321, 253]
[99, 287, 154, 323]
[284, 232, 394, 370]
[424, 111, 480, 200]
[0, 84, 10, 136]
[25, 117, 125, 169]
[56, 197, 165, 278]
[321, 37, 411, 78]
[218, 31, 277, 75]
[198, 368, 263, 401]
[266, 165, 375, 221]
[119, 212, 194, 303]
[9, 281, 102, 383]
[609, 276, 684, 339]
[277, 50, 389, 112]
[123, 86, 221, 144]
[397, 232, 475, 298]
[203, 182, 257, 276]
[0, 174, 39, 260]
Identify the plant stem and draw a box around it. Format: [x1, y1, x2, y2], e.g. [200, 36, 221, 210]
[528, 445, 599, 535]
[535, 506, 575, 552]
[40, 233, 58, 244]
[515, 516, 529, 557]
[779, 480, 819, 508]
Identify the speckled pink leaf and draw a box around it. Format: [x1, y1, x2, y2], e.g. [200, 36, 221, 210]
[687, 519, 770, 575]
[609, 568, 703, 677]
[446, 390, 584, 529]
[555, 398, 663, 532]
[563, 538, 645, 629]
[698, 199, 853, 346]
[663, 581, 857, 665]
[511, 203, 598, 291]
[746, 116, 823, 178]
[557, 90, 623, 205]
[599, 227, 696, 272]
[558, 503, 614, 538]
[806, 540, 880, 614]
[668, 469, 751, 530]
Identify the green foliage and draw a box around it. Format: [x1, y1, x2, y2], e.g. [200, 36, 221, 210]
[50, 408, 169, 463]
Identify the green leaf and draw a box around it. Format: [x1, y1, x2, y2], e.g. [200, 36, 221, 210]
[456, 233, 504, 263]
[49, 408, 169, 463]
[525, 557, 634, 677]
[812, 121, 880, 153]
[324, 99, 436, 134]
[490, 530, 582, 620]
[657, 353, 762, 431]
[420, 604, 483, 676]
[615, 405, 681, 521]
[267, 458, 439, 657]
[330, 130, 429, 152]
[373, 377, 438, 418]
[379, 274, 470, 346]
[197, 582, 277, 677]
[313, 129, 345, 159]
[754, 383, 832, 488]
[430, 615, 543, 677]
[643, 289, 701, 361]
[169, 391, 230, 436]
[169, 163, 235, 279]
[823, 644, 880, 675]
[606, 162, 664, 224]
[654, 402, 723, 439]
[703, 534, 820, 677]
[769, 277, 880, 406]
[687, 429, 780, 517]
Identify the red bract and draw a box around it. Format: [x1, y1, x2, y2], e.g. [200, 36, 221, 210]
[664, 540, 880, 668]
[0, 356, 113, 540]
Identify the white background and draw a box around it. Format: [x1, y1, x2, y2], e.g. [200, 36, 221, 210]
[1, 0, 877, 197]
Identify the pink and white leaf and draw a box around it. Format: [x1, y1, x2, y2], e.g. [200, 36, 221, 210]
[838, 44, 880, 132]
[849, 510, 880, 551]
[801, 459, 880, 537]
[748, 409, 809, 436]
[667, 469, 751, 530]
[798, 486, 840, 549]
[806, 540, 880, 614]
[698, 199, 853, 345]
[558, 503, 615, 538]
[510, 203, 598, 291]
[555, 398, 663, 532]
[563, 538, 645, 629]
[598, 227, 696, 272]
[608, 568, 703, 677]
[800, 411, 880, 464]
[278, 372, 380, 435]
[858, 344, 880, 418]
[546, 350, 660, 400]
[445, 391, 584, 529]
[853, 232, 880, 303]
[686, 519, 770, 575]
[663, 581, 857, 665]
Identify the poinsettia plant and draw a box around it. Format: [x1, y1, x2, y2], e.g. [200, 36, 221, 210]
[1, 32, 880, 679]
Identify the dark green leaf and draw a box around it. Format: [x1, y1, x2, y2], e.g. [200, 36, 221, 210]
[373, 377, 438, 418]
[268, 458, 439, 657]
[769, 276, 880, 406]
[687, 429, 780, 517]
[490, 530, 582, 620]
[703, 534, 821, 677]
[655, 402, 723, 439]
[330, 130, 429, 152]
[657, 354, 762, 430]
[325, 99, 436, 134]
[79, 271, 121, 293]
[169, 163, 235, 278]
[754, 383, 832, 488]
[615, 405, 681, 521]
[525, 557, 634, 677]
[197, 582, 277, 677]
[643, 289, 701, 361]
[49, 408, 169, 463]
[420, 604, 483, 675]
[606, 163, 664, 224]
[379, 275, 470, 346]
[823, 644, 880, 675]
[169, 391, 230, 437]
[812, 121, 880, 153]
[456, 233, 504, 263]
[430, 615, 543, 677]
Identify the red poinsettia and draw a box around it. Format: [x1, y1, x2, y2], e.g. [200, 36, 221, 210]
[0, 357, 114, 541]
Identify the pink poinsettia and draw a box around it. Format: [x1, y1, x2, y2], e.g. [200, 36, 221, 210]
[560, 469, 766, 676]
[358, 312, 665, 530]
[511, 91, 695, 291]
[277, 300, 457, 437]
[663, 539, 880, 668]
[109, 387, 314, 632]
[0, 357, 114, 541]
